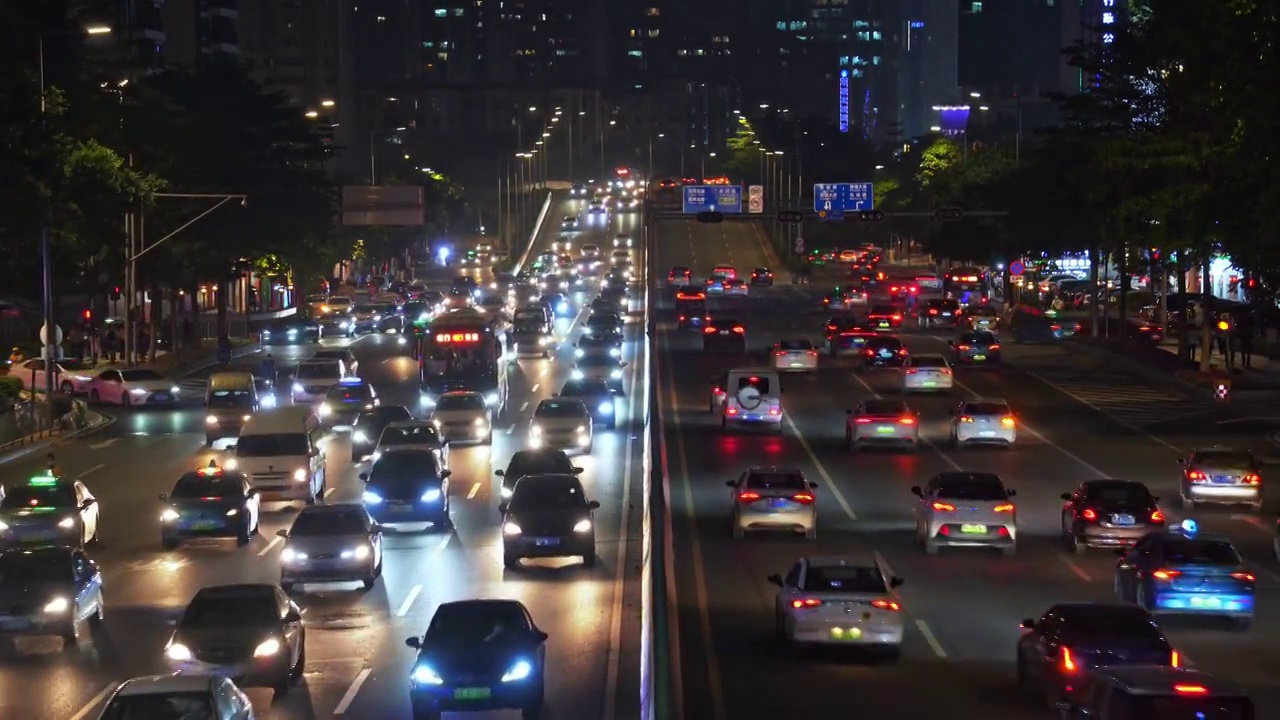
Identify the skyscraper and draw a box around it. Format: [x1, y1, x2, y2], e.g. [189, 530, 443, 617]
[162, 0, 240, 67]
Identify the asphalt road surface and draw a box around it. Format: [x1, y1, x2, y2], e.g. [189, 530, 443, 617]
[654, 219, 1280, 718]
[4, 197, 644, 720]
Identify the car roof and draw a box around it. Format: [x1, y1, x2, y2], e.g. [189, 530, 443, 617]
[805, 553, 881, 569]
[193, 583, 276, 600]
[298, 502, 366, 517]
[1048, 602, 1156, 622]
[114, 674, 220, 697]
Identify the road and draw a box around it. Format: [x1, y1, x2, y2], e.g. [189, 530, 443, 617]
[5, 195, 644, 720]
[654, 219, 1280, 718]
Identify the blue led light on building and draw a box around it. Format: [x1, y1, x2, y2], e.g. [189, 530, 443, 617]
[838, 70, 849, 133]
[909, 21, 924, 28]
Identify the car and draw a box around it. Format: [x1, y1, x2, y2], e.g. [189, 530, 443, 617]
[159, 462, 261, 548]
[560, 215, 580, 231]
[312, 347, 359, 375]
[703, 318, 747, 352]
[1060, 480, 1165, 553]
[727, 467, 818, 539]
[94, 674, 255, 720]
[0, 546, 104, 647]
[375, 420, 449, 468]
[164, 584, 305, 694]
[912, 472, 1017, 555]
[900, 354, 953, 393]
[950, 330, 1001, 364]
[1057, 666, 1253, 719]
[767, 554, 905, 655]
[501, 473, 600, 568]
[359, 448, 451, 531]
[842, 286, 869, 307]
[350, 405, 413, 462]
[613, 233, 632, 248]
[478, 295, 510, 316]
[429, 390, 493, 444]
[1015, 603, 1182, 707]
[580, 243, 601, 257]
[495, 449, 582, 500]
[405, 599, 548, 720]
[965, 304, 1000, 330]
[0, 471, 99, 547]
[12, 359, 94, 394]
[723, 278, 749, 296]
[712, 264, 737, 279]
[601, 273, 630, 298]
[860, 336, 908, 371]
[290, 359, 347, 404]
[575, 331, 623, 360]
[884, 280, 919, 300]
[867, 305, 903, 330]
[584, 311, 624, 337]
[263, 317, 326, 344]
[824, 316, 877, 356]
[318, 378, 377, 428]
[544, 292, 571, 318]
[278, 504, 384, 591]
[1113, 520, 1255, 628]
[550, 239, 572, 254]
[950, 398, 1017, 448]
[571, 183, 587, 197]
[591, 294, 623, 313]
[559, 378, 618, 428]
[351, 302, 397, 333]
[86, 368, 181, 407]
[845, 399, 919, 451]
[705, 273, 729, 295]
[918, 298, 962, 327]
[1177, 447, 1262, 510]
[667, 266, 692, 285]
[771, 339, 818, 372]
[529, 399, 593, 454]
[1009, 306, 1079, 342]
[444, 287, 475, 309]
[571, 354, 626, 390]
[587, 200, 608, 216]
[714, 369, 782, 433]
[750, 267, 774, 285]
[822, 287, 856, 311]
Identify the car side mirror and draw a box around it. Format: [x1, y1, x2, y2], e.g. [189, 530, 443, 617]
[725, 480, 736, 488]
[572, 467, 584, 474]
[766, 574, 784, 587]
[1060, 492, 1072, 501]
[910, 486, 923, 497]
[1007, 489, 1017, 497]
[158, 492, 168, 501]
[405, 636, 422, 649]
[533, 629, 549, 643]
[440, 469, 452, 479]
[359, 472, 369, 481]
[276, 529, 289, 539]
[889, 577, 905, 588]
[1020, 618, 1036, 630]
[284, 610, 302, 623]
[494, 469, 505, 477]
[498, 502, 509, 513]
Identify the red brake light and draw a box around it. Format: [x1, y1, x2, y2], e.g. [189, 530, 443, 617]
[738, 491, 761, 502]
[929, 309, 938, 315]
[678, 315, 686, 321]
[1150, 510, 1164, 523]
[1061, 646, 1079, 673]
[1244, 473, 1261, 484]
[855, 417, 873, 424]
[988, 344, 1000, 350]
[994, 503, 1015, 513]
[791, 598, 823, 609]
[905, 368, 918, 374]
[1152, 569, 1181, 580]
[704, 326, 716, 334]
[1173, 684, 1208, 695]
[1081, 508, 1098, 521]
[932, 501, 956, 512]
[870, 599, 900, 611]
[899, 417, 915, 425]
[897, 348, 907, 355]
[1186, 470, 1207, 481]
[1231, 571, 1256, 582]
[732, 326, 745, 333]
[791, 492, 814, 504]
[958, 415, 974, 423]
[713, 386, 722, 394]
[957, 344, 971, 350]
[892, 314, 902, 321]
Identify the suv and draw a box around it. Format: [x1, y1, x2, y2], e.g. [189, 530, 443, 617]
[711, 369, 783, 433]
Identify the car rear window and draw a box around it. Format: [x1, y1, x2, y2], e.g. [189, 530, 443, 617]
[870, 305, 896, 315]
[1083, 482, 1153, 504]
[1192, 452, 1253, 469]
[802, 566, 887, 594]
[1160, 539, 1241, 565]
[935, 477, 1007, 501]
[734, 376, 771, 394]
[961, 331, 997, 344]
[1058, 607, 1164, 640]
[744, 472, 806, 490]
[862, 400, 908, 416]
[778, 340, 813, 350]
[911, 356, 947, 368]
[963, 402, 1008, 416]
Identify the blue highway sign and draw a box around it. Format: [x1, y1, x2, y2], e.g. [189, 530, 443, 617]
[683, 185, 743, 214]
[813, 183, 873, 214]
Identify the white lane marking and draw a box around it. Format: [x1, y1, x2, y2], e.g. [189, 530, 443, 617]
[68, 684, 115, 720]
[437, 534, 452, 552]
[79, 464, 105, 478]
[520, 401, 529, 411]
[333, 667, 372, 715]
[782, 414, 859, 521]
[1059, 556, 1093, 582]
[466, 482, 481, 499]
[849, 374, 963, 471]
[396, 585, 423, 617]
[915, 619, 948, 659]
[324, 487, 336, 499]
[506, 424, 517, 435]
[88, 438, 119, 450]
[257, 535, 283, 557]
[531, 383, 540, 393]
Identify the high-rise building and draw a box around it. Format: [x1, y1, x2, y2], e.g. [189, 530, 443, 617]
[111, 0, 167, 72]
[162, 0, 240, 67]
[893, 0, 959, 140]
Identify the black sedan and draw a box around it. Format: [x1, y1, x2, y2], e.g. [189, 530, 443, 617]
[950, 330, 1002, 365]
[262, 318, 321, 345]
[500, 474, 599, 568]
[861, 336, 908, 370]
[750, 267, 774, 286]
[559, 378, 618, 428]
[350, 405, 413, 461]
[159, 463, 261, 548]
[407, 599, 548, 720]
[703, 318, 747, 353]
[495, 449, 582, 500]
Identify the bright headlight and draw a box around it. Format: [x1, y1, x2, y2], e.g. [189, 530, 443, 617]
[166, 643, 193, 661]
[503, 522, 523, 535]
[261, 395, 277, 408]
[363, 491, 384, 504]
[500, 487, 513, 498]
[293, 468, 308, 482]
[473, 418, 486, 426]
[576, 425, 588, 433]
[571, 369, 584, 380]
[281, 547, 307, 562]
[130, 388, 147, 395]
[609, 347, 620, 358]
[412, 664, 444, 685]
[253, 638, 281, 657]
[610, 369, 623, 379]
[502, 660, 533, 682]
[160, 508, 179, 522]
[538, 336, 548, 346]
[575, 349, 584, 358]
[58, 517, 75, 529]
[292, 382, 304, 392]
[318, 403, 331, 416]
[171, 386, 181, 394]
[485, 392, 499, 407]
[353, 430, 368, 443]
[530, 425, 542, 436]
[225, 508, 238, 517]
[573, 519, 592, 533]
[342, 545, 371, 560]
[421, 489, 442, 503]
[43, 597, 69, 613]
[598, 402, 613, 414]
[224, 458, 238, 470]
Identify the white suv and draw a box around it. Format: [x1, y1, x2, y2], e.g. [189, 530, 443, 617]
[712, 369, 782, 433]
[291, 359, 348, 404]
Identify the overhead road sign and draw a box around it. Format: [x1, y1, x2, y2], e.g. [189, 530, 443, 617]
[747, 185, 764, 214]
[813, 183, 873, 214]
[683, 185, 743, 214]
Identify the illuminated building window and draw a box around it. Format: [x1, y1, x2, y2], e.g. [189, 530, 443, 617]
[645, 7, 659, 15]
[452, 8, 463, 16]
[872, 31, 881, 39]
[857, 31, 869, 40]
[627, 50, 642, 57]
[851, 68, 863, 77]
[1102, 32, 1114, 43]
[434, 8, 446, 17]
[647, 28, 658, 37]
[970, 1, 982, 11]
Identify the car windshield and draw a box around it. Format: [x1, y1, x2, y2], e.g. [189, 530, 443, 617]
[1057, 607, 1163, 639]
[355, 407, 412, 428]
[436, 394, 486, 411]
[862, 400, 908, 416]
[744, 472, 806, 490]
[1084, 482, 1153, 505]
[577, 356, 617, 368]
[1162, 539, 1242, 564]
[1126, 696, 1253, 719]
[206, 389, 252, 408]
[296, 363, 339, 379]
[326, 385, 371, 402]
[235, 433, 309, 457]
[3, 484, 76, 508]
[870, 305, 896, 315]
[963, 402, 1009, 416]
[506, 451, 574, 477]
[291, 508, 369, 535]
[99, 693, 216, 720]
[426, 602, 529, 643]
[561, 380, 610, 396]
[778, 340, 813, 350]
[171, 473, 245, 500]
[935, 475, 1007, 501]
[535, 401, 588, 418]
[0, 551, 71, 585]
[120, 370, 164, 382]
[911, 356, 947, 368]
[380, 424, 441, 446]
[511, 477, 587, 509]
[960, 332, 997, 344]
[1193, 452, 1254, 469]
[802, 566, 887, 594]
[182, 593, 277, 627]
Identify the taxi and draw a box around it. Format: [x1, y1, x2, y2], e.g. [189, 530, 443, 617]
[318, 377, 378, 429]
[1113, 520, 1255, 629]
[0, 471, 100, 548]
[158, 461, 262, 549]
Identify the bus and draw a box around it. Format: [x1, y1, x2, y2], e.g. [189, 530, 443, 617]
[944, 266, 988, 305]
[416, 309, 509, 415]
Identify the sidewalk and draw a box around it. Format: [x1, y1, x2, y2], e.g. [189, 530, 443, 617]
[1151, 338, 1280, 395]
[89, 339, 261, 379]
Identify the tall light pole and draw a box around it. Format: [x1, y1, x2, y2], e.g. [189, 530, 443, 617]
[37, 24, 111, 396]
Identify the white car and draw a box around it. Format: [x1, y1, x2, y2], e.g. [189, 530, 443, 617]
[912, 471, 1017, 555]
[86, 368, 180, 407]
[528, 398, 593, 454]
[429, 390, 492, 445]
[771, 339, 818, 372]
[571, 355, 627, 390]
[581, 244, 601, 258]
[613, 234, 633, 248]
[844, 288, 869, 306]
[846, 399, 919, 451]
[768, 554, 905, 654]
[95, 674, 255, 720]
[950, 398, 1017, 448]
[727, 467, 817, 539]
[320, 295, 353, 315]
[901, 354, 953, 393]
[291, 359, 347, 404]
[724, 279, 749, 296]
[714, 369, 782, 432]
[12, 359, 94, 394]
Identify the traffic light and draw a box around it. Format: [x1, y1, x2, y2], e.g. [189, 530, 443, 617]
[110, 286, 121, 301]
[695, 211, 724, 224]
[933, 207, 964, 222]
[858, 210, 885, 222]
[776, 210, 804, 223]
[82, 309, 92, 322]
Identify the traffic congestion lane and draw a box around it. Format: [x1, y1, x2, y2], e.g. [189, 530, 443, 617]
[652, 218, 774, 281]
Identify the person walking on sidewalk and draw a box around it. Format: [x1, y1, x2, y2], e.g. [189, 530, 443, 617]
[216, 334, 233, 366]
[1238, 315, 1255, 370]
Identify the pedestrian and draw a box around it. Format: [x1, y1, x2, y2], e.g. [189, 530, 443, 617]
[1215, 316, 1231, 369]
[104, 328, 118, 362]
[1238, 317, 1255, 370]
[1186, 323, 1199, 362]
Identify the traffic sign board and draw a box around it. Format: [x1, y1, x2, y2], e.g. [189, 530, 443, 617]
[1008, 260, 1025, 276]
[817, 209, 844, 221]
[747, 185, 763, 214]
[813, 183, 873, 214]
[683, 185, 743, 214]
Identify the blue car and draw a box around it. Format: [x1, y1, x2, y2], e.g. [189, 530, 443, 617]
[1114, 519, 1255, 629]
[360, 447, 451, 530]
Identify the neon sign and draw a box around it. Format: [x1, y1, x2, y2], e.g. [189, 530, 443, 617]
[435, 332, 481, 343]
[838, 70, 849, 133]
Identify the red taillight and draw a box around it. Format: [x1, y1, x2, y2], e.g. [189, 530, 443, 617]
[775, 351, 786, 356]
[1244, 474, 1261, 484]
[932, 501, 956, 512]
[1081, 508, 1098, 521]
[854, 417, 872, 424]
[1152, 569, 1181, 580]
[994, 503, 1015, 513]
[905, 368, 918, 374]
[1231, 572, 1256, 582]
[1173, 684, 1208, 695]
[767, 408, 780, 416]
[870, 599, 900, 611]
[865, 349, 875, 356]
[892, 314, 902, 321]
[1186, 470, 1207, 481]
[726, 407, 738, 415]
[713, 386, 723, 394]
[1061, 646, 1079, 673]
[791, 492, 814, 504]
[678, 315, 686, 321]
[929, 309, 938, 315]
[791, 598, 823, 609]
[703, 326, 716, 334]
[957, 344, 971, 350]
[897, 348, 907, 355]
[988, 344, 1000, 350]
[732, 326, 745, 333]
[1150, 510, 1165, 523]
[1050, 324, 1061, 331]
[738, 491, 761, 502]
[958, 415, 974, 423]
[899, 417, 915, 425]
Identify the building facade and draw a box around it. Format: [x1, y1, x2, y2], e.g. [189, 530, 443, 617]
[162, 0, 240, 67]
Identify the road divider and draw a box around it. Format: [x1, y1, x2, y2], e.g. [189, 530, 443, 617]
[513, 191, 555, 273]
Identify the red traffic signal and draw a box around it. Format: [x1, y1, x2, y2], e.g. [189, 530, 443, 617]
[82, 309, 92, 321]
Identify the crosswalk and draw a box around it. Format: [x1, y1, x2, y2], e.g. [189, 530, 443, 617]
[1016, 364, 1212, 428]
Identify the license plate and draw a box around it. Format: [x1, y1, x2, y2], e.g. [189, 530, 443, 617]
[154, 393, 171, 400]
[1189, 596, 1225, 609]
[979, 430, 996, 437]
[769, 498, 791, 509]
[1113, 514, 1135, 525]
[973, 355, 986, 360]
[942, 312, 952, 316]
[454, 687, 492, 700]
[191, 521, 218, 530]
[719, 330, 729, 335]
[789, 362, 803, 367]
[534, 537, 560, 547]
[388, 504, 412, 513]
[923, 381, 937, 387]
[960, 524, 986, 534]
[876, 426, 895, 434]
[1212, 475, 1234, 483]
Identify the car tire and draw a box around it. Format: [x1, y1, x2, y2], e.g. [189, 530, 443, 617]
[61, 620, 81, 649]
[924, 538, 939, 555]
[732, 521, 744, 540]
[804, 526, 817, 541]
[121, 394, 130, 408]
[1001, 544, 1017, 557]
[236, 527, 252, 546]
[1180, 494, 1196, 509]
[362, 576, 377, 591]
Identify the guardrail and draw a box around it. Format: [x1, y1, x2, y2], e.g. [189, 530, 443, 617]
[513, 192, 554, 274]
